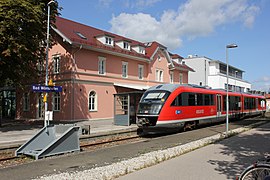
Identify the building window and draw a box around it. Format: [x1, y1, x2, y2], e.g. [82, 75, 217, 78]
[155, 69, 163, 82]
[122, 62, 128, 78]
[98, 57, 106, 75]
[89, 91, 97, 111]
[179, 73, 183, 84]
[139, 46, 145, 54]
[138, 65, 144, 80]
[123, 42, 129, 50]
[170, 72, 174, 84]
[52, 92, 60, 111]
[23, 93, 30, 111]
[158, 55, 161, 61]
[105, 36, 113, 46]
[53, 56, 60, 74]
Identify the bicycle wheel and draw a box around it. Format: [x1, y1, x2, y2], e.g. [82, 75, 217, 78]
[238, 164, 270, 180]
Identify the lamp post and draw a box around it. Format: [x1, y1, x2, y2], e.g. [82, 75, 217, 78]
[44, 0, 55, 127]
[226, 44, 238, 135]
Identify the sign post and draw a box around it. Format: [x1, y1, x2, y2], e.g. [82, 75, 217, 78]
[32, 84, 62, 126]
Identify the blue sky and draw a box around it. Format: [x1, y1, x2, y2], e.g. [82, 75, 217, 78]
[57, 0, 270, 91]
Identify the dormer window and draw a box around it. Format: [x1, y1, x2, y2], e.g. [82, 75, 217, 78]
[123, 42, 129, 50]
[132, 45, 145, 54]
[115, 40, 131, 51]
[96, 34, 114, 46]
[139, 46, 145, 54]
[105, 36, 113, 46]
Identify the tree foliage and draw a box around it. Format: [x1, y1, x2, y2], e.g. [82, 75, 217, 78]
[0, 0, 59, 88]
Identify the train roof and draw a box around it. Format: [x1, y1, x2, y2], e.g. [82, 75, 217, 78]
[146, 84, 265, 98]
[147, 84, 208, 93]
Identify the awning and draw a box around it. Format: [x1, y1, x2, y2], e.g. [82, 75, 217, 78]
[114, 83, 149, 90]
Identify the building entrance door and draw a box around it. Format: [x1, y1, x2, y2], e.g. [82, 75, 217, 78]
[114, 92, 143, 126]
[0, 89, 16, 119]
[36, 93, 44, 119]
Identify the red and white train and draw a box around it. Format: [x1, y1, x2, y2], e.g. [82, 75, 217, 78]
[137, 84, 266, 133]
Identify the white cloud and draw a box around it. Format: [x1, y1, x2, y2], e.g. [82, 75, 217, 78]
[123, 0, 162, 9]
[110, 0, 260, 50]
[98, 0, 113, 8]
[252, 76, 270, 91]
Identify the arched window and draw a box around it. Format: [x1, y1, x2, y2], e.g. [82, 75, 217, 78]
[89, 91, 97, 111]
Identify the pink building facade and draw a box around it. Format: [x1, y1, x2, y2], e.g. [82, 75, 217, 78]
[16, 17, 194, 123]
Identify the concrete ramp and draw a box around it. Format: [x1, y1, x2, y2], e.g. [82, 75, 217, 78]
[15, 124, 80, 160]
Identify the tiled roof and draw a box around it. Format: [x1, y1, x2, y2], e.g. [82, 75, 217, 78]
[54, 16, 148, 58]
[172, 61, 195, 72]
[53, 16, 193, 72]
[170, 53, 184, 59]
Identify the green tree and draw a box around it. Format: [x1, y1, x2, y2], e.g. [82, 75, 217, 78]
[0, 0, 59, 88]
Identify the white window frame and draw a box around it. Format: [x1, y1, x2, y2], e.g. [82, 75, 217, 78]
[138, 65, 144, 80]
[89, 91, 97, 111]
[123, 42, 130, 50]
[179, 73, 183, 84]
[23, 93, 30, 111]
[155, 69, 164, 82]
[122, 61, 128, 78]
[52, 92, 61, 111]
[139, 46, 145, 54]
[53, 55, 60, 74]
[170, 71, 174, 84]
[98, 57, 106, 75]
[105, 36, 113, 46]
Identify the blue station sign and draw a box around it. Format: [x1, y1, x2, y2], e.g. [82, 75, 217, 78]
[32, 84, 62, 92]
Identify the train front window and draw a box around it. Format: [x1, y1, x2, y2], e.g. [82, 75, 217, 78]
[143, 92, 167, 102]
[138, 91, 170, 115]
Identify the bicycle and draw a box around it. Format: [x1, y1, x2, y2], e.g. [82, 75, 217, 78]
[237, 156, 270, 180]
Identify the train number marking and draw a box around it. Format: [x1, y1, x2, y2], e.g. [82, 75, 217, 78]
[196, 109, 204, 114]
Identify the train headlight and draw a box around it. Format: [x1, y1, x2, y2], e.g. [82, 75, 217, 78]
[151, 104, 162, 114]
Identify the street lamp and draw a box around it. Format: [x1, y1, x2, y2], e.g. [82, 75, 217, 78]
[44, 0, 55, 127]
[226, 44, 238, 135]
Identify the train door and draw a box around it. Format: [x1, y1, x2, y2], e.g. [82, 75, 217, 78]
[216, 94, 222, 121]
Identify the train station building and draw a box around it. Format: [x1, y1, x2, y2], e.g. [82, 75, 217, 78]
[11, 16, 194, 124]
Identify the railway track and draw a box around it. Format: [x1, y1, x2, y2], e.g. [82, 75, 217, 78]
[0, 131, 140, 168]
[0, 117, 268, 168]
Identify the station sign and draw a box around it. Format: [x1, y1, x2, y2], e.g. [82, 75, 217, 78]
[32, 84, 62, 92]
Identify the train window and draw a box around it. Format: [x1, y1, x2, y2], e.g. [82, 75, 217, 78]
[144, 92, 166, 101]
[223, 95, 241, 111]
[188, 93, 196, 106]
[244, 97, 256, 110]
[196, 93, 203, 106]
[204, 94, 214, 105]
[171, 93, 215, 106]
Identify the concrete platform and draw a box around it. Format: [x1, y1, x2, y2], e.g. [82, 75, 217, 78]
[0, 119, 137, 149]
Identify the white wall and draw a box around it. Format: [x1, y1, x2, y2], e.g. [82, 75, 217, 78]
[184, 57, 209, 86]
[208, 73, 251, 92]
[184, 56, 251, 92]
